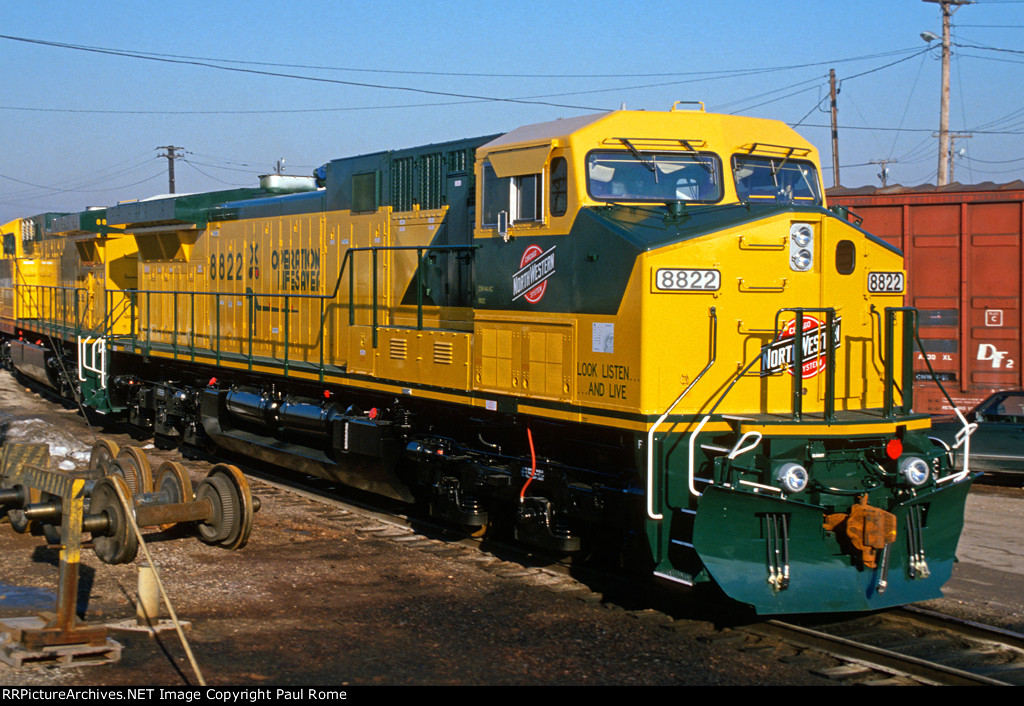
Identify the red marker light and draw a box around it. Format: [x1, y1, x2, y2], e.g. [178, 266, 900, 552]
[368, 408, 378, 419]
[886, 438, 903, 460]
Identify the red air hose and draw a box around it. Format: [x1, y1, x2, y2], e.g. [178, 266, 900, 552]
[519, 427, 536, 500]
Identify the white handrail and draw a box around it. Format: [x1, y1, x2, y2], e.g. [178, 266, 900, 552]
[728, 431, 762, 460]
[77, 335, 108, 390]
[737, 479, 782, 494]
[645, 388, 697, 520]
[77, 336, 87, 382]
[94, 337, 107, 389]
[935, 407, 975, 484]
[686, 415, 713, 497]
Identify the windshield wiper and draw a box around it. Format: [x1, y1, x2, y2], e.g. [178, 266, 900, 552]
[678, 139, 714, 175]
[615, 138, 658, 177]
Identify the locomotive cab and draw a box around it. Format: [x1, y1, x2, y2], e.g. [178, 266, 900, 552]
[465, 106, 972, 613]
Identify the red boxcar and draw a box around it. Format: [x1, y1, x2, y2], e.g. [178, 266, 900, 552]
[829, 182, 1024, 414]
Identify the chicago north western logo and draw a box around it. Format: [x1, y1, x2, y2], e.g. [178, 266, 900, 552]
[761, 315, 842, 378]
[512, 245, 556, 303]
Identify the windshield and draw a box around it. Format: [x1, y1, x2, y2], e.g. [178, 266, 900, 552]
[732, 155, 822, 204]
[586, 150, 722, 203]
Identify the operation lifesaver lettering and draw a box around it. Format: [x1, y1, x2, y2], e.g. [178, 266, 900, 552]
[271, 247, 321, 291]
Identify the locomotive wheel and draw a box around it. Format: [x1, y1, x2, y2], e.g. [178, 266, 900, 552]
[87, 439, 120, 478]
[195, 464, 253, 551]
[89, 475, 138, 565]
[463, 522, 490, 539]
[109, 446, 153, 495]
[153, 461, 193, 530]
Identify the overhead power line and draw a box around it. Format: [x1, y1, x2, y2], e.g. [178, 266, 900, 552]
[181, 159, 249, 187]
[0, 34, 943, 116]
[0, 35, 625, 112]
[0, 170, 165, 195]
[0, 34, 606, 112]
[0, 35, 928, 80]
[797, 123, 1023, 135]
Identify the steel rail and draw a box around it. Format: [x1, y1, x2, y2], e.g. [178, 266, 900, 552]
[898, 605, 1024, 654]
[747, 619, 1014, 686]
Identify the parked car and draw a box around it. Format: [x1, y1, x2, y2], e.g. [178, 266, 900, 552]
[930, 390, 1024, 479]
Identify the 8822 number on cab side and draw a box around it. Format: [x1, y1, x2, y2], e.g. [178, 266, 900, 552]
[867, 271, 904, 294]
[655, 268, 721, 292]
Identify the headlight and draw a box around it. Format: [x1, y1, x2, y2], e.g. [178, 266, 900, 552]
[791, 224, 813, 247]
[899, 456, 930, 487]
[790, 223, 814, 272]
[775, 462, 809, 493]
[791, 249, 813, 271]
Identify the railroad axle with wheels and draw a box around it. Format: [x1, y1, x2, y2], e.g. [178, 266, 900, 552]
[1, 446, 260, 564]
[0, 441, 261, 666]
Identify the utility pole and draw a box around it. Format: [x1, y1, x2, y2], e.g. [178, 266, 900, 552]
[929, 131, 972, 183]
[923, 0, 971, 186]
[870, 159, 898, 188]
[948, 133, 972, 183]
[829, 69, 840, 187]
[157, 145, 184, 193]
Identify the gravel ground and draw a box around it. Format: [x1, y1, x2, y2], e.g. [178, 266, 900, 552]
[0, 372, 1018, 686]
[917, 482, 1024, 633]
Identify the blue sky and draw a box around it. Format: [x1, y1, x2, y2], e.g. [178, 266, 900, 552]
[2, 0, 1023, 223]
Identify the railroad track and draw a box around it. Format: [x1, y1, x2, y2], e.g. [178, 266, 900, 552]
[742, 607, 1024, 685]
[237, 462, 1024, 686]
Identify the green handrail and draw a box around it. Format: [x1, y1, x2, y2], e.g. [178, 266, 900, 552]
[112, 243, 479, 369]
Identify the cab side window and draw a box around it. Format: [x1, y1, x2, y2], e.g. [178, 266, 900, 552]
[482, 163, 543, 226]
[514, 174, 541, 222]
[550, 157, 568, 217]
[482, 164, 510, 226]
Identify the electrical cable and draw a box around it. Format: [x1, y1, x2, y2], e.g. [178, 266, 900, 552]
[0, 34, 927, 80]
[181, 160, 250, 187]
[0, 34, 607, 112]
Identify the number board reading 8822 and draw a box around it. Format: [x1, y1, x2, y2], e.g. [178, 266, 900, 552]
[654, 268, 721, 292]
[867, 271, 904, 293]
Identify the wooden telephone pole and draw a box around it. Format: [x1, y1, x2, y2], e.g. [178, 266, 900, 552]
[829, 69, 840, 187]
[157, 146, 184, 193]
[923, 0, 972, 186]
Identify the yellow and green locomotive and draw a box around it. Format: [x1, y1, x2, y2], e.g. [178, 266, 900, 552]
[2, 105, 974, 614]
